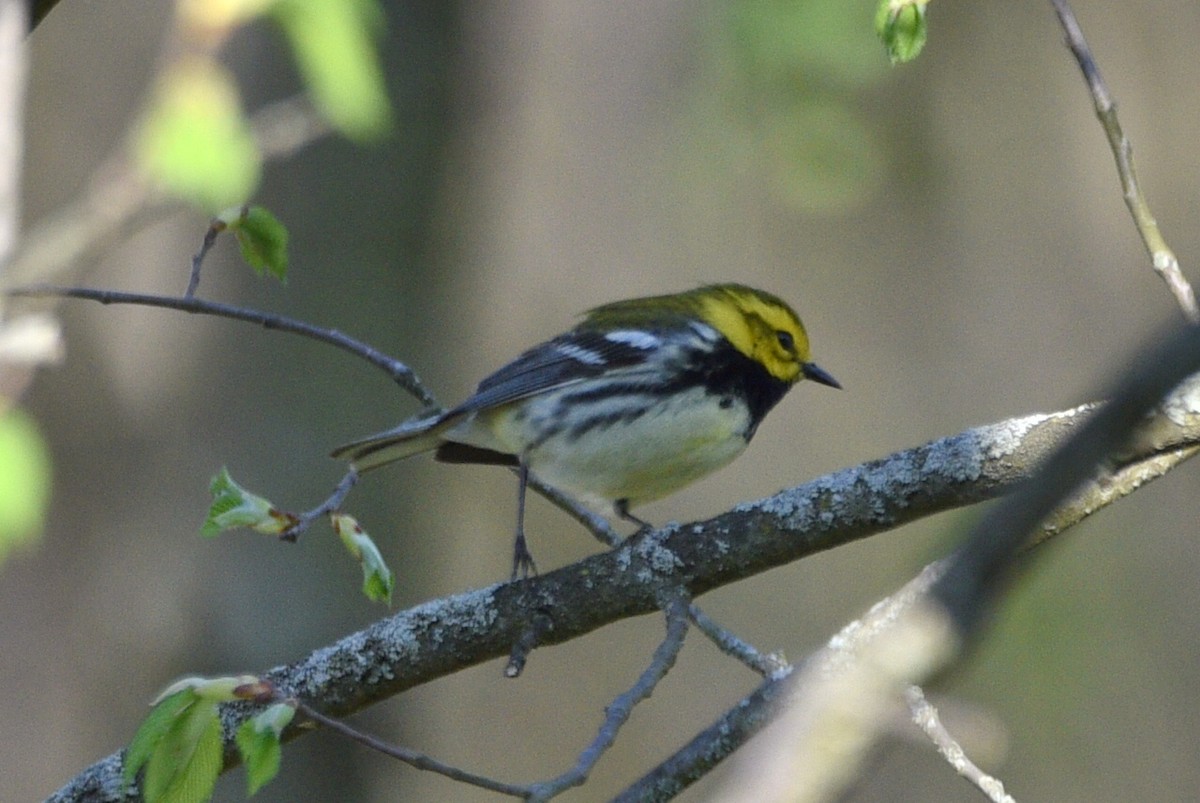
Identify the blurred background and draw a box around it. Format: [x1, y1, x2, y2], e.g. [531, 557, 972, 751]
[5, 1, 1200, 800]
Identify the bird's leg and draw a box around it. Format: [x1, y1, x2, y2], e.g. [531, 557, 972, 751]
[511, 460, 538, 580]
[614, 498, 652, 534]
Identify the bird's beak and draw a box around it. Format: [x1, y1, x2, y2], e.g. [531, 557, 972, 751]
[802, 362, 841, 389]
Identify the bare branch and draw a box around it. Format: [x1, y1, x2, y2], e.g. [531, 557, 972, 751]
[1050, 0, 1199, 322]
[620, 417, 1200, 801]
[719, 322, 1200, 802]
[613, 668, 791, 802]
[688, 605, 787, 677]
[527, 595, 690, 800]
[905, 686, 1015, 803]
[288, 696, 529, 798]
[185, 218, 225, 299]
[6, 285, 438, 406]
[279, 469, 359, 543]
[47, 385, 1200, 800]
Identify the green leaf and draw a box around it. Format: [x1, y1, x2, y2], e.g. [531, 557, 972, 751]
[236, 703, 295, 795]
[136, 59, 261, 211]
[236, 724, 282, 796]
[272, 0, 393, 141]
[124, 689, 222, 803]
[875, 0, 929, 64]
[332, 513, 394, 605]
[123, 690, 195, 790]
[202, 467, 298, 537]
[145, 698, 223, 803]
[223, 205, 290, 281]
[0, 407, 51, 565]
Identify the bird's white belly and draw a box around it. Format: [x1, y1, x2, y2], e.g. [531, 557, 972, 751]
[517, 386, 753, 508]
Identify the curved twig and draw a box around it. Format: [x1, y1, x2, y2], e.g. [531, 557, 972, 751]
[1051, 0, 1199, 322]
[7, 284, 437, 406]
[526, 595, 691, 800]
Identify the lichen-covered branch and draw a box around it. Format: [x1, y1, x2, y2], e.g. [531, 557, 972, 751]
[616, 426, 1199, 801]
[714, 322, 1200, 803]
[47, 389, 1200, 801]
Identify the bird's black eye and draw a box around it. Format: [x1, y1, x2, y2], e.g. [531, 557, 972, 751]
[776, 330, 795, 352]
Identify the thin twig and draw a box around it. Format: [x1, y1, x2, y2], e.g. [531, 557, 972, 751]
[7, 285, 438, 406]
[1050, 0, 1200, 323]
[905, 686, 1015, 803]
[505, 607, 556, 679]
[287, 696, 529, 798]
[688, 604, 787, 677]
[526, 595, 691, 801]
[613, 668, 794, 803]
[185, 217, 226, 299]
[279, 469, 358, 543]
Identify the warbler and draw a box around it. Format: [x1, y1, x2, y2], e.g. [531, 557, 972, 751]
[332, 283, 840, 577]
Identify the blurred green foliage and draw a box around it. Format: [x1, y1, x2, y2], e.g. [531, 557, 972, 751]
[136, 59, 261, 213]
[272, 0, 393, 142]
[0, 407, 51, 566]
[135, 0, 392, 212]
[720, 0, 889, 214]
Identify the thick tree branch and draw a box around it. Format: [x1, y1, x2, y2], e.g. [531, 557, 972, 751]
[716, 322, 1200, 802]
[617, 421, 1200, 801]
[47, 386, 1200, 800]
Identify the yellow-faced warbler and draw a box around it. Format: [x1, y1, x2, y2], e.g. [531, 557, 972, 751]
[333, 284, 840, 577]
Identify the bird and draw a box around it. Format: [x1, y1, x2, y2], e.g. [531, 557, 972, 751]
[332, 283, 840, 578]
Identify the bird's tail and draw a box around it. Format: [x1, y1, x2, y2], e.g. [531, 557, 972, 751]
[331, 412, 462, 472]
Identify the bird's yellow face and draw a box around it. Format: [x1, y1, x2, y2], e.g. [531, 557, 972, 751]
[698, 286, 812, 383]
